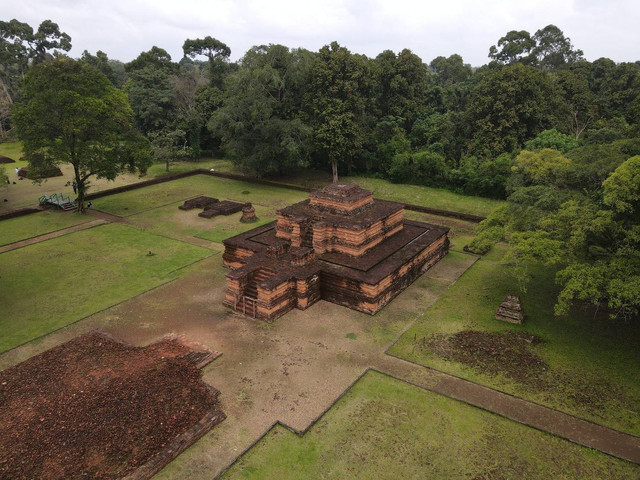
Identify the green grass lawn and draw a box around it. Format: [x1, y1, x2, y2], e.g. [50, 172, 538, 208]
[349, 177, 504, 217]
[0, 211, 92, 246]
[93, 176, 308, 217]
[389, 245, 640, 436]
[0, 223, 211, 353]
[123, 200, 277, 244]
[221, 371, 636, 480]
[144, 158, 235, 177]
[0, 141, 23, 160]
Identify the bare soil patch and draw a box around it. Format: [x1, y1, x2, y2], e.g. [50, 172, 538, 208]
[417, 330, 633, 413]
[0, 331, 224, 480]
[419, 330, 547, 384]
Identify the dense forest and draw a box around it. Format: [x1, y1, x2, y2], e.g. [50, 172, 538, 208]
[1, 19, 639, 319]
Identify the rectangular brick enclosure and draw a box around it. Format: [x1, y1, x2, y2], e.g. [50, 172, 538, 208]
[222, 183, 449, 320]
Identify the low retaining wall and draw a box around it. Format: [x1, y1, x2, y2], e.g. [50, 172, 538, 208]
[0, 206, 42, 221]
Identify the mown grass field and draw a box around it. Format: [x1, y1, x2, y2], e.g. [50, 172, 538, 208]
[92, 175, 308, 217]
[390, 245, 640, 435]
[0, 211, 91, 246]
[350, 177, 503, 217]
[0, 223, 211, 353]
[221, 370, 637, 479]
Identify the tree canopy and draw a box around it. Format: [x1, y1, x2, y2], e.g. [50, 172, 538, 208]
[12, 58, 151, 211]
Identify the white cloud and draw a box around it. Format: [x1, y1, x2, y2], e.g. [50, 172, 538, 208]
[3, 0, 639, 65]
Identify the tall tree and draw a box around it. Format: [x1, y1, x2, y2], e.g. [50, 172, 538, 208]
[12, 58, 151, 211]
[374, 49, 428, 123]
[307, 42, 370, 183]
[209, 45, 313, 176]
[80, 50, 119, 86]
[123, 47, 176, 135]
[465, 63, 556, 156]
[488, 30, 536, 66]
[430, 54, 472, 85]
[182, 36, 231, 88]
[0, 19, 71, 103]
[532, 25, 584, 71]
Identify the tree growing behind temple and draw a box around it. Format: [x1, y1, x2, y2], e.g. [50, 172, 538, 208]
[12, 58, 151, 212]
[306, 42, 372, 183]
[209, 45, 314, 176]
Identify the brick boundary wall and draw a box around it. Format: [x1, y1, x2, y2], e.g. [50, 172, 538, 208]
[1, 170, 486, 223]
[0, 206, 42, 221]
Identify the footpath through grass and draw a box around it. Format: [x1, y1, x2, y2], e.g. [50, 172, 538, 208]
[0, 211, 91, 246]
[389, 245, 640, 435]
[222, 371, 636, 480]
[0, 223, 210, 353]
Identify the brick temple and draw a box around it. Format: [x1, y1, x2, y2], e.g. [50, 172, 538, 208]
[222, 183, 449, 321]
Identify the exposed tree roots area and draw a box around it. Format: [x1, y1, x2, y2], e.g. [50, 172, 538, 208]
[0, 332, 224, 480]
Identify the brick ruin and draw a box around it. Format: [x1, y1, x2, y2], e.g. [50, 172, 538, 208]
[222, 183, 449, 321]
[179, 196, 245, 218]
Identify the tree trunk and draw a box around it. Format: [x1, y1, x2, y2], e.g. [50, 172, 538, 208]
[332, 160, 338, 184]
[73, 164, 86, 213]
[166, 159, 169, 172]
[0, 79, 12, 105]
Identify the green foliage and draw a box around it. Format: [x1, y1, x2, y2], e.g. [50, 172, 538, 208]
[508, 149, 573, 190]
[79, 50, 119, 87]
[466, 64, 555, 157]
[430, 54, 472, 85]
[488, 25, 583, 71]
[449, 154, 513, 198]
[307, 42, 371, 181]
[209, 45, 313, 176]
[532, 25, 584, 71]
[182, 36, 231, 88]
[0, 19, 71, 103]
[488, 30, 536, 65]
[524, 129, 578, 153]
[124, 46, 176, 74]
[602, 155, 640, 214]
[374, 49, 429, 122]
[124, 66, 173, 134]
[387, 150, 447, 186]
[12, 58, 152, 211]
[493, 146, 640, 318]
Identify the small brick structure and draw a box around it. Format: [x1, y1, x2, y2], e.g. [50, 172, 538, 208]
[179, 196, 219, 210]
[198, 200, 244, 218]
[240, 203, 257, 223]
[495, 293, 525, 324]
[222, 183, 449, 321]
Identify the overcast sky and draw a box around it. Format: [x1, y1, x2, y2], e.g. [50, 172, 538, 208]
[5, 0, 639, 66]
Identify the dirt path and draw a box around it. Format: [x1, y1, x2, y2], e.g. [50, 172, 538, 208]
[0, 218, 107, 254]
[1, 251, 638, 478]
